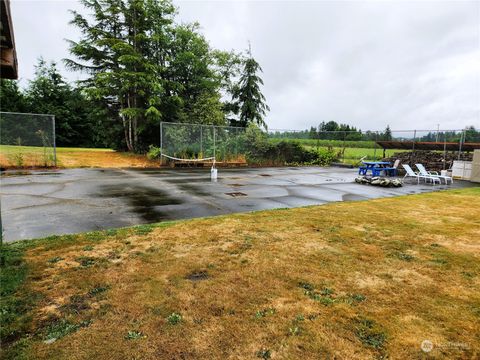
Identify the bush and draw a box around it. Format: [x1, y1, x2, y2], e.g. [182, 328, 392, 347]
[146, 145, 161, 160]
[242, 125, 338, 166]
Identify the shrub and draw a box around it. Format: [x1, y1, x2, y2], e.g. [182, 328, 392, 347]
[147, 145, 162, 160]
[243, 125, 338, 166]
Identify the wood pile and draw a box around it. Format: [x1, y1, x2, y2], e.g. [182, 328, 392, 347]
[383, 151, 473, 173]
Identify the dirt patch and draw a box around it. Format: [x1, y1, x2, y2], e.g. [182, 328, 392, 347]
[185, 270, 209, 281]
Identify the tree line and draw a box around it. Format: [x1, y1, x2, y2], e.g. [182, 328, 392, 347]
[270, 121, 480, 143]
[0, 0, 268, 151]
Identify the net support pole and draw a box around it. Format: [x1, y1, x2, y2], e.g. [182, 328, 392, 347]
[52, 115, 57, 167]
[160, 122, 163, 165]
[443, 132, 447, 170]
[200, 125, 203, 156]
[213, 125, 216, 161]
[373, 131, 378, 161]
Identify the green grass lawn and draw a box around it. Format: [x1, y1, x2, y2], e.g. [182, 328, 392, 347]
[1, 188, 479, 359]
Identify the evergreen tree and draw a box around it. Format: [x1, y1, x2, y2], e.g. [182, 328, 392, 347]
[66, 0, 175, 151]
[383, 125, 392, 141]
[231, 46, 269, 129]
[25, 58, 103, 147]
[0, 79, 28, 113]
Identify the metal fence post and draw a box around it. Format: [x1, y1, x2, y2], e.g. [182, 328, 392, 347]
[443, 132, 447, 170]
[52, 115, 57, 167]
[200, 124, 203, 157]
[458, 129, 464, 160]
[160, 122, 163, 165]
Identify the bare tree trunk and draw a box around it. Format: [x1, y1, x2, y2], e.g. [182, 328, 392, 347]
[121, 101, 134, 152]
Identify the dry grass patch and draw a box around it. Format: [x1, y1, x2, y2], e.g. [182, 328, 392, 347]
[1, 189, 479, 359]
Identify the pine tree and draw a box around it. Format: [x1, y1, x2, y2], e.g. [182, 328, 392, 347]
[65, 0, 175, 152]
[383, 125, 392, 141]
[231, 46, 269, 129]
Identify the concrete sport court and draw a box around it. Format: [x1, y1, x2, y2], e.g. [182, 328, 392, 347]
[1, 166, 476, 242]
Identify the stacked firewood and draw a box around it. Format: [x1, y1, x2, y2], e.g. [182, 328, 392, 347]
[383, 151, 473, 173]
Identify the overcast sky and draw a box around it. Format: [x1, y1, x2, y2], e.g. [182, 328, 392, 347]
[10, 0, 480, 131]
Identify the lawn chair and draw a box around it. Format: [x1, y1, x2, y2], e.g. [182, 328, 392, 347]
[383, 159, 400, 176]
[402, 164, 440, 185]
[415, 164, 452, 185]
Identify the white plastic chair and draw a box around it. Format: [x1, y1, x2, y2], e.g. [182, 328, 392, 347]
[415, 164, 452, 185]
[402, 164, 440, 185]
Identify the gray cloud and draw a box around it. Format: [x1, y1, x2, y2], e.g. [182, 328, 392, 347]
[10, 0, 480, 131]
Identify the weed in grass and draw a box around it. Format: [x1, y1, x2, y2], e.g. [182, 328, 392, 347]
[85, 231, 106, 242]
[299, 282, 336, 305]
[125, 330, 145, 340]
[320, 287, 334, 296]
[430, 256, 448, 266]
[255, 308, 276, 319]
[355, 318, 387, 349]
[105, 229, 118, 236]
[43, 319, 90, 342]
[82, 245, 94, 251]
[75, 256, 96, 268]
[295, 314, 305, 322]
[316, 297, 335, 306]
[396, 253, 414, 262]
[430, 243, 441, 247]
[256, 348, 271, 359]
[348, 294, 367, 303]
[461, 271, 475, 279]
[167, 312, 182, 325]
[298, 281, 314, 292]
[134, 225, 154, 235]
[88, 284, 110, 297]
[47, 256, 63, 264]
[288, 326, 301, 336]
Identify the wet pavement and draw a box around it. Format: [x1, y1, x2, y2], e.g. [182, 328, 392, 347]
[1, 167, 477, 242]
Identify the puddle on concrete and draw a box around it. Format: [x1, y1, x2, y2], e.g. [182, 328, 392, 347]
[342, 194, 367, 201]
[226, 192, 247, 197]
[177, 183, 211, 197]
[96, 183, 182, 221]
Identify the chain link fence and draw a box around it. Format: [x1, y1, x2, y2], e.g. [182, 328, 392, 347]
[266, 128, 476, 167]
[0, 112, 56, 168]
[160, 122, 246, 165]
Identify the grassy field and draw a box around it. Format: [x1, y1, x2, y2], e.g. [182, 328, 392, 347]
[0, 145, 160, 168]
[268, 138, 377, 149]
[267, 139, 407, 163]
[1, 188, 479, 359]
